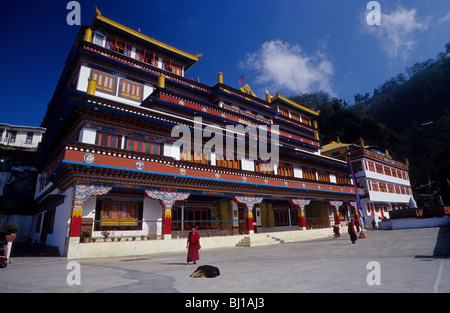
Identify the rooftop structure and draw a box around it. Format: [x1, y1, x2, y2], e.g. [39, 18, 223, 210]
[321, 138, 415, 226]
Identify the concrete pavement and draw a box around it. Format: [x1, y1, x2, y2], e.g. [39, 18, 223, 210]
[1, 227, 449, 293]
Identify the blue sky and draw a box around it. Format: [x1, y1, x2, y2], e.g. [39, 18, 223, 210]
[1, 0, 450, 127]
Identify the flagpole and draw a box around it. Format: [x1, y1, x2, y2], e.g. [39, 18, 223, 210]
[346, 147, 367, 238]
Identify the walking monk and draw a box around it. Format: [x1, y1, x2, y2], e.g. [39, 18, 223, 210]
[348, 219, 357, 244]
[186, 227, 201, 265]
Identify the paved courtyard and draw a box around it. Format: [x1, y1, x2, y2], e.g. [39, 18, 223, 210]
[1, 227, 449, 294]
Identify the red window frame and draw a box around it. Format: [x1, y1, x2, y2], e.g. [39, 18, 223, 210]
[126, 138, 161, 155]
[97, 132, 119, 148]
[101, 201, 138, 226]
[91, 70, 116, 93]
[120, 79, 142, 101]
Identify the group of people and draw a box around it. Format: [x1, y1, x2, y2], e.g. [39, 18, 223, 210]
[187, 218, 371, 265]
[332, 219, 363, 244]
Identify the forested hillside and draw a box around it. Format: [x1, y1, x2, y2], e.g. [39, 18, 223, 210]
[290, 42, 450, 203]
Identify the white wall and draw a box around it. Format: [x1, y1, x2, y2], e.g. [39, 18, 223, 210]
[379, 216, 450, 230]
[76, 65, 154, 106]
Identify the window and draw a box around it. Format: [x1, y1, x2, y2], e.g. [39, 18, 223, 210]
[9, 131, 17, 143]
[93, 32, 105, 46]
[97, 132, 119, 148]
[392, 169, 397, 178]
[336, 175, 351, 185]
[301, 115, 311, 126]
[303, 168, 316, 180]
[379, 183, 387, 192]
[126, 138, 161, 155]
[371, 181, 379, 191]
[278, 107, 289, 118]
[255, 162, 274, 174]
[290, 112, 300, 122]
[100, 201, 138, 226]
[216, 155, 240, 169]
[375, 163, 384, 174]
[119, 79, 142, 101]
[26, 132, 33, 144]
[144, 52, 158, 66]
[388, 184, 395, 193]
[91, 70, 116, 93]
[181, 149, 192, 162]
[367, 161, 375, 172]
[135, 48, 145, 62]
[278, 166, 293, 177]
[317, 171, 330, 182]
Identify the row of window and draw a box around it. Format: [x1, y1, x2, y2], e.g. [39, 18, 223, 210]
[0, 130, 35, 144]
[278, 107, 311, 126]
[92, 69, 143, 101]
[93, 132, 351, 183]
[368, 180, 412, 195]
[364, 160, 409, 180]
[222, 103, 272, 125]
[97, 132, 162, 155]
[93, 32, 183, 76]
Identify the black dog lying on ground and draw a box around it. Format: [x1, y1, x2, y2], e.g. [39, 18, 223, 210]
[190, 265, 220, 278]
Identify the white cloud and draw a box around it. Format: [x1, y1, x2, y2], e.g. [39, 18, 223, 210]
[240, 39, 335, 96]
[363, 6, 430, 60]
[438, 11, 450, 24]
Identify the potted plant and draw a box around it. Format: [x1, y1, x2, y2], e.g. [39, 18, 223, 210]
[2, 224, 19, 263]
[80, 231, 91, 243]
[101, 230, 111, 241]
[4, 224, 19, 243]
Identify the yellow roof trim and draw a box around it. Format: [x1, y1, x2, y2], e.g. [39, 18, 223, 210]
[94, 14, 202, 62]
[320, 141, 349, 153]
[272, 94, 319, 116]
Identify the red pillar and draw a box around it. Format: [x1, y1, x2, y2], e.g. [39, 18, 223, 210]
[289, 199, 310, 230]
[298, 208, 306, 229]
[163, 206, 172, 239]
[247, 207, 254, 234]
[69, 206, 83, 238]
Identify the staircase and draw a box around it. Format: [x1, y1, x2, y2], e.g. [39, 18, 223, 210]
[236, 229, 333, 247]
[236, 234, 281, 247]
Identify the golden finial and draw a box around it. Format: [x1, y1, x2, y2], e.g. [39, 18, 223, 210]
[265, 90, 271, 103]
[95, 6, 102, 16]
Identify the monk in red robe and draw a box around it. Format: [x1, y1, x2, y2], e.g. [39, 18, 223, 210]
[186, 227, 201, 265]
[348, 219, 357, 244]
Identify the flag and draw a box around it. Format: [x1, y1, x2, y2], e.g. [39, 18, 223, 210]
[346, 147, 366, 227]
[238, 74, 245, 85]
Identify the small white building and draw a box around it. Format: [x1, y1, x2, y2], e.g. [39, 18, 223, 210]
[321, 139, 415, 227]
[0, 123, 46, 150]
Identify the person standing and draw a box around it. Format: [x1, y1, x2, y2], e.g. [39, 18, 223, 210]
[348, 219, 357, 244]
[186, 227, 201, 265]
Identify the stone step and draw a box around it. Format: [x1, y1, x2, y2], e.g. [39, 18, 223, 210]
[236, 234, 281, 247]
[236, 229, 334, 247]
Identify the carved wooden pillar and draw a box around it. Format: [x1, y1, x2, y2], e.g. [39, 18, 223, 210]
[69, 184, 112, 240]
[145, 190, 190, 239]
[329, 201, 343, 225]
[289, 199, 310, 230]
[233, 196, 263, 234]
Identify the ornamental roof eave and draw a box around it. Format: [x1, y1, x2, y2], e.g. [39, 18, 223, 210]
[270, 93, 320, 117]
[91, 10, 202, 71]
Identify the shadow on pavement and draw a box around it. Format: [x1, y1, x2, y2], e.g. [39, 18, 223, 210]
[416, 226, 450, 259]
